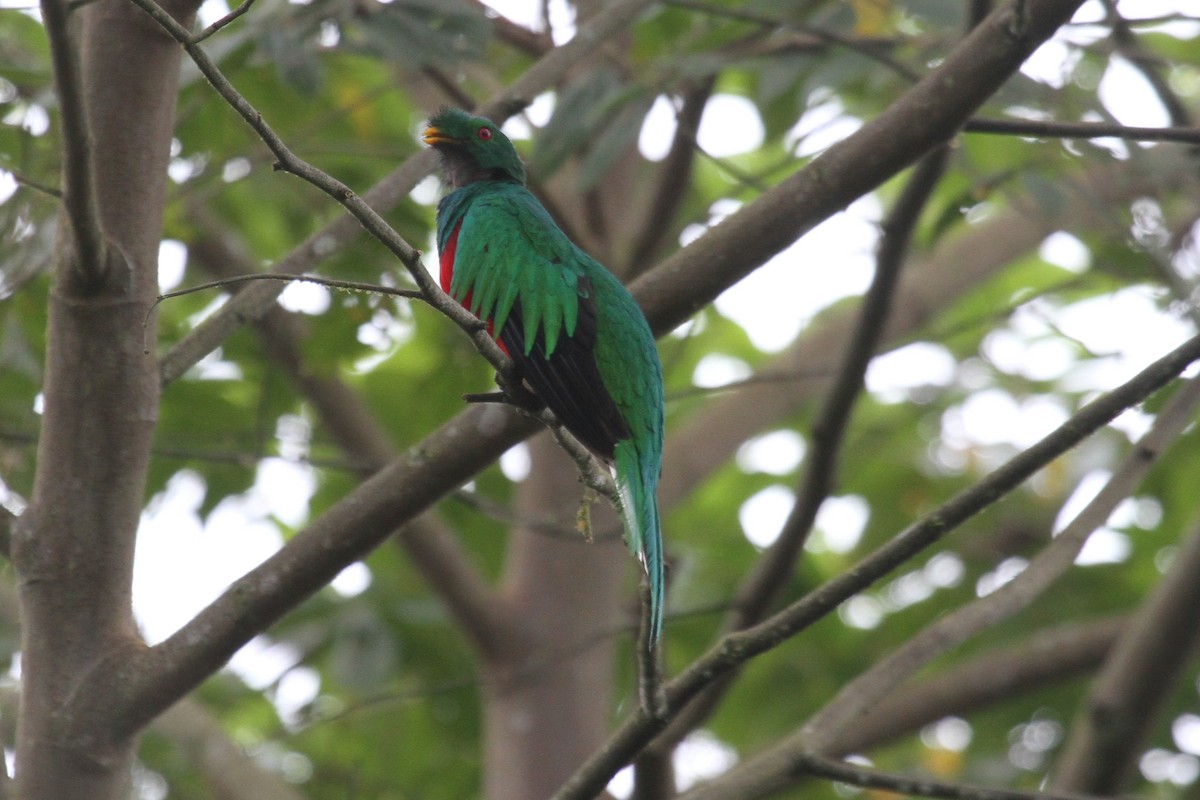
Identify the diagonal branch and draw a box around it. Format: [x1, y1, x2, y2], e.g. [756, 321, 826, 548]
[675, 377, 1200, 799]
[650, 144, 953, 756]
[792, 754, 1111, 800]
[187, 224, 514, 658]
[153, 0, 661, 386]
[626, 80, 714, 272]
[1052, 502, 1200, 791]
[551, 330, 1200, 800]
[832, 616, 1126, 755]
[668, 374, 1200, 796]
[963, 117, 1200, 143]
[631, 0, 1091, 338]
[109, 401, 540, 740]
[795, 375, 1200, 755]
[188, 0, 255, 43]
[733, 146, 951, 632]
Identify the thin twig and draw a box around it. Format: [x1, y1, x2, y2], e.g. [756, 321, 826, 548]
[0, 424, 367, 471]
[453, 488, 620, 540]
[188, 0, 255, 43]
[545, 418, 619, 503]
[8, 170, 62, 199]
[145, 271, 424, 350]
[155, 0, 659, 386]
[158, 272, 423, 304]
[795, 754, 1119, 800]
[122, 0, 512, 376]
[664, 0, 920, 83]
[964, 116, 1200, 144]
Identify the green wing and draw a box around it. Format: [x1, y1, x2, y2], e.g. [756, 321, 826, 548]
[451, 183, 586, 357]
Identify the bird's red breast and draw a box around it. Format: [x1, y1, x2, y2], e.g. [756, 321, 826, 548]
[439, 221, 460, 294]
[440, 220, 506, 354]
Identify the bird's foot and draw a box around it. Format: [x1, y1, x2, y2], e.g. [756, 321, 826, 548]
[493, 371, 545, 413]
[462, 380, 544, 415]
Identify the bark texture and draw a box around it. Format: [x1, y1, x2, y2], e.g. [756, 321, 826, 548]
[15, 0, 196, 796]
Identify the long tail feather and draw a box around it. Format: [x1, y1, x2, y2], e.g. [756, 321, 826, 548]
[615, 441, 664, 646]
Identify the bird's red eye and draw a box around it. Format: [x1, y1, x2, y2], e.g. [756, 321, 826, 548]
[477, 127, 492, 141]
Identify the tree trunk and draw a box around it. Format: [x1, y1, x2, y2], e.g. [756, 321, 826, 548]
[14, 0, 195, 796]
[485, 434, 628, 800]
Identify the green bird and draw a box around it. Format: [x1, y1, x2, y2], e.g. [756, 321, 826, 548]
[423, 107, 666, 644]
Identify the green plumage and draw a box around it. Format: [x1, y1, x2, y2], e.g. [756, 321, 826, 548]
[448, 184, 585, 356]
[425, 108, 666, 644]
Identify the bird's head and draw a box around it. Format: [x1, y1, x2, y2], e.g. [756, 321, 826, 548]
[423, 108, 526, 188]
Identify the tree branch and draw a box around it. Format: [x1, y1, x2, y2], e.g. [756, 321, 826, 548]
[185, 224, 515, 658]
[627, 80, 714, 272]
[1052, 509, 1200, 791]
[831, 617, 1126, 755]
[187, 0, 254, 43]
[151, 698, 307, 800]
[793, 754, 1114, 800]
[796, 375, 1200, 754]
[631, 0, 1091, 338]
[964, 116, 1200, 144]
[733, 146, 951, 631]
[551, 328, 1200, 800]
[109, 402, 540, 740]
[675, 376, 1200, 800]
[152, 0, 661, 386]
[651, 144, 953, 754]
[40, 0, 105, 288]
[17, 0, 198, 793]
[658, 147, 1191, 520]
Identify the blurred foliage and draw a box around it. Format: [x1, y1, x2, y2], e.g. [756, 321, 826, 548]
[4, 0, 1200, 798]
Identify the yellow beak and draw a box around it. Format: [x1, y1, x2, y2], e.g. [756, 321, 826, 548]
[422, 126, 454, 146]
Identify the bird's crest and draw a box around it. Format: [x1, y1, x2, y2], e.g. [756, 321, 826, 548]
[423, 107, 526, 186]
